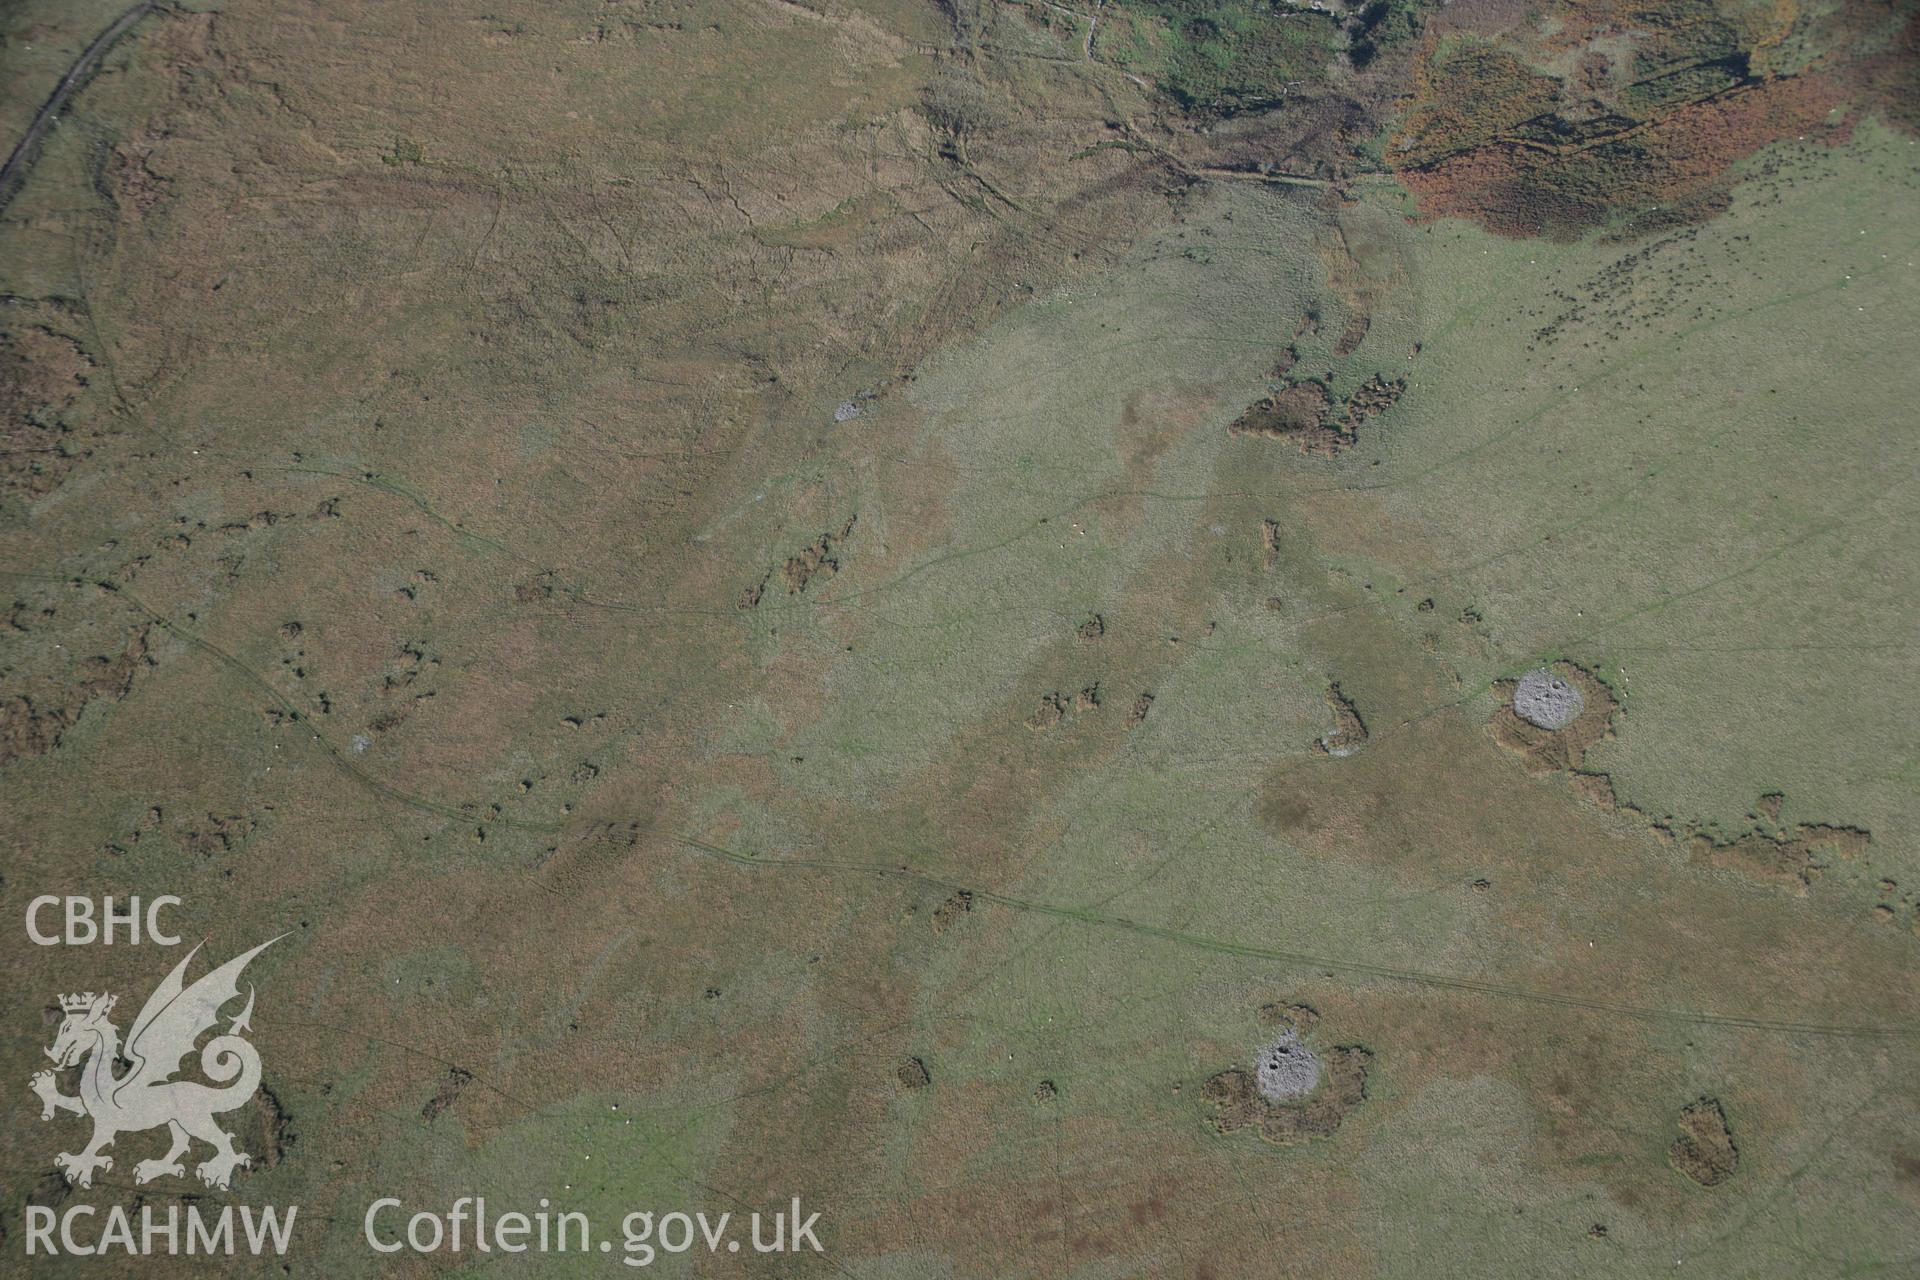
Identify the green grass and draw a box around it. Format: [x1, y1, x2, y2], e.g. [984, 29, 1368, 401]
[3, 2, 1916, 1274]
[1346, 121, 1920, 848]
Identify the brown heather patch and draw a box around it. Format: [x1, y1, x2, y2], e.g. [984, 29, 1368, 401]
[0, 627, 151, 767]
[1259, 1002, 1320, 1035]
[1229, 381, 1339, 451]
[737, 514, 858, 609]
[1228, 374, 1407, 458]
[1670, 1098, 1738, 1187]
[1314, 682, 1370, 757]
[1658, 806, 1872, 896]
[233, 1083, 296, 1168]
[0, 325, 96, 506]
[420, 1067, 474, 1124]
[929, 889, 973, 935]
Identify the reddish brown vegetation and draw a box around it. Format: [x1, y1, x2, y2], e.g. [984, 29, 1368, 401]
[1399, 73, 1854, 240]
[1388, 3, 1916, 240]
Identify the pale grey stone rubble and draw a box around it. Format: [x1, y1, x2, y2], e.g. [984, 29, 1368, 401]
[1513, 668, 1584, 730]
[1255, 1032, 1321, 1101]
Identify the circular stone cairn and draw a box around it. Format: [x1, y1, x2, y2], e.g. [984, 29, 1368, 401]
[1255, 1032, 1321, 1102]
[1513, 668, 1584, 731]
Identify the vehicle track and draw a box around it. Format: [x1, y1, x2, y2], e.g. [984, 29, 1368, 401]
[0, 1, 158, 216]
[674, 834, 1920, 1042]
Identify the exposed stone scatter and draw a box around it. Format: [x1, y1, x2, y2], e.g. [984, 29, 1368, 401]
[1513, 667, 1585, 730]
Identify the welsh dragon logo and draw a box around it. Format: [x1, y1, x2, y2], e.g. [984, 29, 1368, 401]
[29, 937, 281, 1190]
